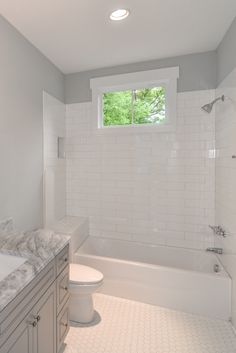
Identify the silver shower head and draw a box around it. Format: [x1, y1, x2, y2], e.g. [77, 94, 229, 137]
[201, 95, 225, 113]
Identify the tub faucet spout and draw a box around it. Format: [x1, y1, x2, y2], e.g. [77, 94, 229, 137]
[206, 247, 223, 255]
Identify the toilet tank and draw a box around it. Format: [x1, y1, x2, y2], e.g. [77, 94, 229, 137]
[50, 216, 89, 262]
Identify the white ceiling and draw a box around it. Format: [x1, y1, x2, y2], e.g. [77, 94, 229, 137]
[1, 0, 236, 74]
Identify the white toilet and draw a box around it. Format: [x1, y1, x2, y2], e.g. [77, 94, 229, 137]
[50, 216, 104, 324]
[69, 263, 103, 323]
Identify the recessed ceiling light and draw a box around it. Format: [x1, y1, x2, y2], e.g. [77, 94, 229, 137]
[110, 9, 130, 21]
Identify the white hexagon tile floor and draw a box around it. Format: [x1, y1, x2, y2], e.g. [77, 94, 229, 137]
[64, 293, 236, 353]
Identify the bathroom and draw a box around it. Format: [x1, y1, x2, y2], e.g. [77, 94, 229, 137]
[0, 1, 236, 352]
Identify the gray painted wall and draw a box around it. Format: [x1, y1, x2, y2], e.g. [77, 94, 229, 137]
[65, 51, 217, 103]
[217, 17, 236, 85]
[65, 12, 236, 104]
[0, 15, 64, 231]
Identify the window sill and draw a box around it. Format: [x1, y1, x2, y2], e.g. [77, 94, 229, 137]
[93, 123, 176, 135]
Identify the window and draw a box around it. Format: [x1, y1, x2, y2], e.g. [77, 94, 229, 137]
[90, 67, 179, 132]
[103, 87, 165, 126]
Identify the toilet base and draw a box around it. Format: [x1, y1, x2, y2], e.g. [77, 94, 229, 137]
[69, 292, 94, 324]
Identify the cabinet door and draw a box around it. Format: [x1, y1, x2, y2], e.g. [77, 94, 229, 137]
[33, 283, 57, 353]
[0, 316, 34, 353]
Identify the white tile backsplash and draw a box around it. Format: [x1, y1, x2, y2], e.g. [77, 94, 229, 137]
[66, 90, 215, 250]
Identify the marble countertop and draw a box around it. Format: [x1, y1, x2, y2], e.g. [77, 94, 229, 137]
[0, 228, 69, 313]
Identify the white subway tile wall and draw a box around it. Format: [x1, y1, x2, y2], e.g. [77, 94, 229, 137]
[66, 90, 215, 250]
[215, 68, 236, 326]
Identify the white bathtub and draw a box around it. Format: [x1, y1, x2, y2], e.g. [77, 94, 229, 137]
[74, 237, 231, 320]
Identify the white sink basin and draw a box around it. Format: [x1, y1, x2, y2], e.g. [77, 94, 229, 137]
[0, 253, 26, 282]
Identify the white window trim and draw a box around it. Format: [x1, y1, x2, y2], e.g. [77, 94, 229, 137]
[90, 67, 179, 133]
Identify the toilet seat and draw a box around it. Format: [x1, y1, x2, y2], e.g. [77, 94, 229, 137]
[69, 264, 103, 285]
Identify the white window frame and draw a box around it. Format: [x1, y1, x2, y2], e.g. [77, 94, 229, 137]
[90, 67, 179, 133]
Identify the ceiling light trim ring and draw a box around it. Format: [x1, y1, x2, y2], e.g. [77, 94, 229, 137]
[110, 9, 130, 21]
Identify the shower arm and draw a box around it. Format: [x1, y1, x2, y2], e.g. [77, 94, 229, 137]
[211, 96, 225, 105]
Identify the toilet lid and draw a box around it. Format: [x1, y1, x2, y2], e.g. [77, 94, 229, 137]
[69, 264, 104, 285]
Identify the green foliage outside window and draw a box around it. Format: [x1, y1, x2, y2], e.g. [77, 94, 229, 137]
[103, 87, 165, 126]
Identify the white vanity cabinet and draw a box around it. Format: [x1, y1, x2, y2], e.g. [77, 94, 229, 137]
[0, 244, 70, 353]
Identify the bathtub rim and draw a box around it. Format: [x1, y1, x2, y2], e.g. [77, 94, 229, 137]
[75, 237, 230, 280]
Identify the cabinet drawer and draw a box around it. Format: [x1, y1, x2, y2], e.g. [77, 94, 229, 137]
[57, 300, 69, 352]
[57, 265, 69, 314]
[56, 245, 69, 276]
